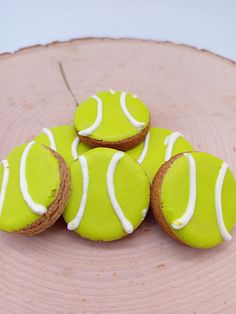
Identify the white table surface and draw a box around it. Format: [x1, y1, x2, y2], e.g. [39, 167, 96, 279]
[1, 0, 236, 61]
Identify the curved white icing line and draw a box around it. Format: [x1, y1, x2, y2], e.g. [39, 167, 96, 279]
[71, 137, 80, 160]
[137, 131, 150, 164]
[20, 141, 47, 215]
[0, 160, 9, 217]
[142, 208, 148, 221]
[164, 131, 184, 161]
[120, 92, 145, 130]
[67, 156, 89, 231]
[106, 151, 134, 234]
[78, 95, 103, 136]
[109, 89, 115, 94]
[215, 162, 232, 241]
[172, 153, 196, 230]
[42, 128, 57, 151]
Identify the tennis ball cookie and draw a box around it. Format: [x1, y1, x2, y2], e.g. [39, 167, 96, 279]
[35, 125, 90, 165]
[127, 127, 193, 183]
[0, 141, 70, 235]
[73, 90, 150, 150]
[151, 152, 236, 248]
[63, 147, 150, 241]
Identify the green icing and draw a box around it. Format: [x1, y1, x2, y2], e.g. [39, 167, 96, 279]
[0, 143, 60, 232]
[74, 91, 150, 141]
[63, 148, 150, 241]
[35, 125, 90, 165]
[127, 127, 193, 184]
[160, 152, 236, 248]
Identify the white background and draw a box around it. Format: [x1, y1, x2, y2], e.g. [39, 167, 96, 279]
[1, 0, 235, 60]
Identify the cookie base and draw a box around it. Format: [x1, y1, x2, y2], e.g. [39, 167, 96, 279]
[78, 123, 150, 151]
[151, 153, 186, 243]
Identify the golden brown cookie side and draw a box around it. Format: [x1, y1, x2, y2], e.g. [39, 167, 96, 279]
[78, 123, 150, 151]
[19, 149, 70, 236]
[151, 153, 186, 243]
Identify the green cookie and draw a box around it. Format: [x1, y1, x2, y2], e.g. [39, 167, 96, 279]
[151, 152, 236, 248]
[73, 90, 150, 149]
[0, 142, 63, 233]
[63, 148, 150, 241]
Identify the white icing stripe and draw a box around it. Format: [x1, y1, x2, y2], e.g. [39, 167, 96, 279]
[164, 131, 184, 161]
[20, 141, 47, 215]
[42, 128, 57, 151]
[0, 160, 9, 217]
[142, 208, 148, 220]
[71, 137, 80, 160]
[132, 94, 138, 98]
[120, 92, 145, 130]
[106, 151, 134, 234]
[67, 156, 89, 231]
[79, 95, 103, 136]
[172, 153, 196, 230]
[137, 131, 150, 164]
[215, 162, 232, 241]
[109, 89, 115, 94]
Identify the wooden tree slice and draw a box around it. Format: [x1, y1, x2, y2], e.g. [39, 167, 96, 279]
[0, 39, 236, 313]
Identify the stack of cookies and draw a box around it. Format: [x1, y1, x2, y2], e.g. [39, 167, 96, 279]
[0, 90, 235, 248]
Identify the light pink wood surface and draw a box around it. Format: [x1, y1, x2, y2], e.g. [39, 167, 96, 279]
[0, 39, 236, 314]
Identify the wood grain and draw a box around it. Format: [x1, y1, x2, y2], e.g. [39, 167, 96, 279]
[0, 39, 236, 314]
